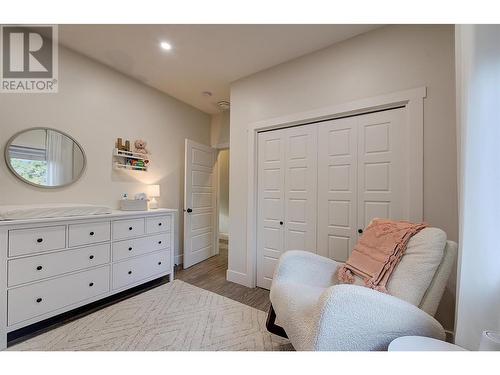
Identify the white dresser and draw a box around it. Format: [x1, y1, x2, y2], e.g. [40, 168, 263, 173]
[0, 208, 176, 349]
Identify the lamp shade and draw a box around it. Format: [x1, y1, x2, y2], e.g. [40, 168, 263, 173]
[147, 184, 160, 197]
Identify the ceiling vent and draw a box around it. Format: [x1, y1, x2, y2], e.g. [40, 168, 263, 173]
[217, 101, 230, 111]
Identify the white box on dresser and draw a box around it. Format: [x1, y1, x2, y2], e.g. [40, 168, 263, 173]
[0, 208, 176, 350]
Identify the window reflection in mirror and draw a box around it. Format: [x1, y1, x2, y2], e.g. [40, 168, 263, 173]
[5, 128, 86, 188]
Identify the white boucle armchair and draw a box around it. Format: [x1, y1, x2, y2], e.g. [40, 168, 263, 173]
[267, 228, 457, 351]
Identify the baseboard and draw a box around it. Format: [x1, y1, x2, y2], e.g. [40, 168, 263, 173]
[175, 254, 183, 266]
[219, 233, 229, 241]
[226, 269, 252, 287]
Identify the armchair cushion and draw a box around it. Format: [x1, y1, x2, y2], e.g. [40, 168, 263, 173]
[350, 227, 447, 306]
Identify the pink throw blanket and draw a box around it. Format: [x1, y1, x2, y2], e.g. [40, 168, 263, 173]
[338, 219, 427, 293]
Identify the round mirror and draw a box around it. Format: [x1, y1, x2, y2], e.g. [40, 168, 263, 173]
[5, 128, 86, 188]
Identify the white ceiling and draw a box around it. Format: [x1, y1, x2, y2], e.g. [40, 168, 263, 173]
[57, 25, 381, 114]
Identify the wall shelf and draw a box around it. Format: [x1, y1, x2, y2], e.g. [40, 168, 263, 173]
[113, 148, 150, 172]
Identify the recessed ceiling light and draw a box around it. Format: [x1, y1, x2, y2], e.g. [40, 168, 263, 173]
[160, 41, 172, 51]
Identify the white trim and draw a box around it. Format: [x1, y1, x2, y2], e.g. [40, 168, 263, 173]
[214, 142, 229, 150]
[226, 269, 251, 287]
[175, 254, 183, 266]
[219, 232, 229, 241]
[239, 87, 426, 288]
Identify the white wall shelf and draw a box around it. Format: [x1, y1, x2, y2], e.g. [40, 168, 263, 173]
[113, 148, 150, 172]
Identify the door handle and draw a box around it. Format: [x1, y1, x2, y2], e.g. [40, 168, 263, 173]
[185, 208, 193, 213]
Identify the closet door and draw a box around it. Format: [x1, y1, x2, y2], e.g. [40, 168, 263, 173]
[257, 129, 286, 289]
[317, 107, 410, 262]
[283, 125, 318, 253]
[357, 108, 408, 230]
[257, 125, 318, 289]
[317, 117, 358, 261]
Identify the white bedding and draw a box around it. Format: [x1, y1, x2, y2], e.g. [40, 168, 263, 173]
[0, 204, 112, 220]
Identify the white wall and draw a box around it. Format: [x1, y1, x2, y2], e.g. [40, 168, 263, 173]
[0, 46, 211, 263]
[455, 25, 500, 350]
[229, 25, 457, 328]
[210, 111, 230, 147]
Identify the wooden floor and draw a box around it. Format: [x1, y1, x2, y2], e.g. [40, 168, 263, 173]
[175, 240, 271, 312]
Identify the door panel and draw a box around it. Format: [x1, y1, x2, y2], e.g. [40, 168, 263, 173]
[184, 139, 217, 268]
[257, 107, 410, 286]
[284, 126, 318, 253]
[357, 108, 408, 229]
[257, 130, 285, 289]
[317, 117, 358, 262]
[257, 125, 317, 289]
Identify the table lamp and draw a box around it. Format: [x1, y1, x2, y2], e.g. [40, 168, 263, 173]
[147, 184, 160, 209]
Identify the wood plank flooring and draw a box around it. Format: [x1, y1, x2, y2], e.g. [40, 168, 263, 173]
[175, 240, 271, 312]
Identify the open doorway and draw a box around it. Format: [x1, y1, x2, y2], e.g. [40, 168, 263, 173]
[217, 148, 230, 258]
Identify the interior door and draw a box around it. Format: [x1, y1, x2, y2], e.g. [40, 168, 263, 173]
[257, 129, 285, 289]
[356, 108, 408, 229]
[283, 125, 318, 253]
[183, 139, 217, 269]
[257, 125, 318, 289]
[317, 107, 409, 262]
[317, 117, 358, 261]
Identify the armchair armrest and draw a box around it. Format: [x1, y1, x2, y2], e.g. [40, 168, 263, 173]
[313, 284, 446, 351]
[272, 250, 342, 289]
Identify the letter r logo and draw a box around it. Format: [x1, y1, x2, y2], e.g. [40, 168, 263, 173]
[2, 26, 53, 78]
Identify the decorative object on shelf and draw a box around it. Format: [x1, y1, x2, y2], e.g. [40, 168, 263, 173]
[147, 184, 160, 209]
[134, 139, 149, 155]
[113, 147, 150, 172]
[116, 138, 131, 152]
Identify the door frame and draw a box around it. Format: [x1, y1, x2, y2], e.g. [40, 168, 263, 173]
[241, 86, 426, 288]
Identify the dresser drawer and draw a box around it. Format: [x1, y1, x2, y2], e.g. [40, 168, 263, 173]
[8, 226, 66, 257]
[146, 215, 171, 234]
[112, 233, 170, 261]
[68, 221, 111, 247]
[113, 218, 145, 240]
[112, 251, 170, 290]
[8, 243, 111, 287]
[8, 266, 110, 326]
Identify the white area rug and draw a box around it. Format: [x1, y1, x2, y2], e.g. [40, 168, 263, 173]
[9, 280, 291, 351]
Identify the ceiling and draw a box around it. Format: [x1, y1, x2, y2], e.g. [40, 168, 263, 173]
[57, 25, 381, 114]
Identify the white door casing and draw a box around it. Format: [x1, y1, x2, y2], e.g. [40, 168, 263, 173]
[183, 139, 217, 269]
[243, 88, 425, 289]
[257, 126, 318, 288]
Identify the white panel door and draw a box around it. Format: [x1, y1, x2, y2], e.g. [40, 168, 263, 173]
[284, 125, 318, 253]
[357, 108, 408, 230]
[257, 130, 286, 289]
[317, 107, 409, 262]
[257, 125, 318, 289]
[183, 139, 217, 269]
[317, 117, 358, 262]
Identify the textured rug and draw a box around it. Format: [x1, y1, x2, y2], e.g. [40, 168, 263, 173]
[9, 280, 291, 351]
